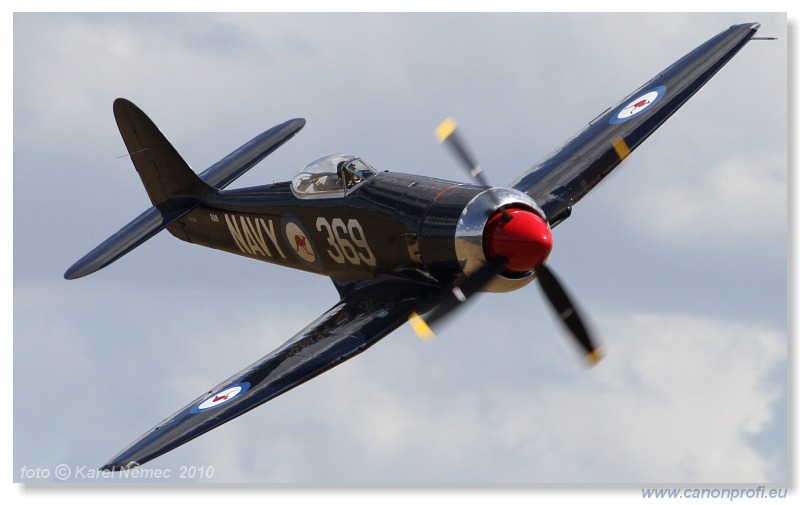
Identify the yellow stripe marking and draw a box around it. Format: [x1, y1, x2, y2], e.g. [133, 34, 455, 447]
[408, 311, 435, 341]
[612, 136, 631, 160]
[435, 117, 458, 143]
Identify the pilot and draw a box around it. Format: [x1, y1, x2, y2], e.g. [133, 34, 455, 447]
[337, 161, 363, 189]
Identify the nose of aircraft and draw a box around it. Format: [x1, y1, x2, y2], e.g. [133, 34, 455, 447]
[483, 208, 553, 273]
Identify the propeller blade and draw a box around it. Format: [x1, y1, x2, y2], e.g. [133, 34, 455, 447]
[409, 257, 508, 340]
[535, 263, 604, 365]
[435, 117, 493, 188]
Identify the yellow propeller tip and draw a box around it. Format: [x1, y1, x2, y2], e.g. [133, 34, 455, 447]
[409, 311, 435, 341]
[585, 347, 606, 366]
[435, 117, 458, 143]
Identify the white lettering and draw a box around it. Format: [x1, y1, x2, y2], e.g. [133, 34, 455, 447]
[225, 214, 251, 255]
[224, 214, 284, 259]
[241, 217, 266, 256]
[258, 218, 285, 259]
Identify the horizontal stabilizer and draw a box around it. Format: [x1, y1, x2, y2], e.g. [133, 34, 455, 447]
[199, 117, 305, 189]
[64, 206, 192, 280]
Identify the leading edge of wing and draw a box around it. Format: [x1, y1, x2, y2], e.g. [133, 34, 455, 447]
[511, 22, 761, 225]
[100, 279, 439, 471]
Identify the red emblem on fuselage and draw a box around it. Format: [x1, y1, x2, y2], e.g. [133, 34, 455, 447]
[294, 234, 312, 255]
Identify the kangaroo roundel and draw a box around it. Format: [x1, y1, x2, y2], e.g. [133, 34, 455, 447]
[610, 85, 667, 124]
[191, 382, 250, 413]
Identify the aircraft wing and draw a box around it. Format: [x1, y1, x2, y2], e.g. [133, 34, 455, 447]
[511, 22, 761, 225]
[101, 279, 438, 471]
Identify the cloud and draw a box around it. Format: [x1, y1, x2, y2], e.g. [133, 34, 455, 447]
[589, 312, 784, 482]
[625, 152, 786, 254]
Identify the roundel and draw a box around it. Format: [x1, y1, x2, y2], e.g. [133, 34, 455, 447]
[281, 216, 323, 270]
[286, 221, 316, 262]
[190, 382, 250, 413]
[610, 85, 666, 124]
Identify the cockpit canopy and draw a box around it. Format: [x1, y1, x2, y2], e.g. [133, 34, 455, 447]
[291, 154, 377, 198]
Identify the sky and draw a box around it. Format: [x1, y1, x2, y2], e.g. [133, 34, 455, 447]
[11, 10, 789, 491]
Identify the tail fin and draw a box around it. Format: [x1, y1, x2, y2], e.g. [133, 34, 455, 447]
[65, 99, 305, 279]
[114, 98, 214, 208]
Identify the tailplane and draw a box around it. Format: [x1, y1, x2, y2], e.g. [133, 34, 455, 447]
[64, 206, 193, 280]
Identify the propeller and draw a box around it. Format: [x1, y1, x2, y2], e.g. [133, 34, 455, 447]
[535, 263, 604, 365]
[435, 117, 492, 188]
[409, 256, 508, 341]
[411, 117, 604, 366]
[436, 117, 509, 218]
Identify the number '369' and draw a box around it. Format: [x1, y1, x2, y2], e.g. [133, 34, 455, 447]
[316, 218, 376, 266]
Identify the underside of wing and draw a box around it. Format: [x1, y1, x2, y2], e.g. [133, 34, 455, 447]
[511, 23, 761, 226]
[101, 279, 439, 471]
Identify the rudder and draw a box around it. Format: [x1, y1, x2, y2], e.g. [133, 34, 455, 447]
[113, 98, 214, 208]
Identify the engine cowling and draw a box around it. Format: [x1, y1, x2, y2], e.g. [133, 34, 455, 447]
[453, 188, 549, 293]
